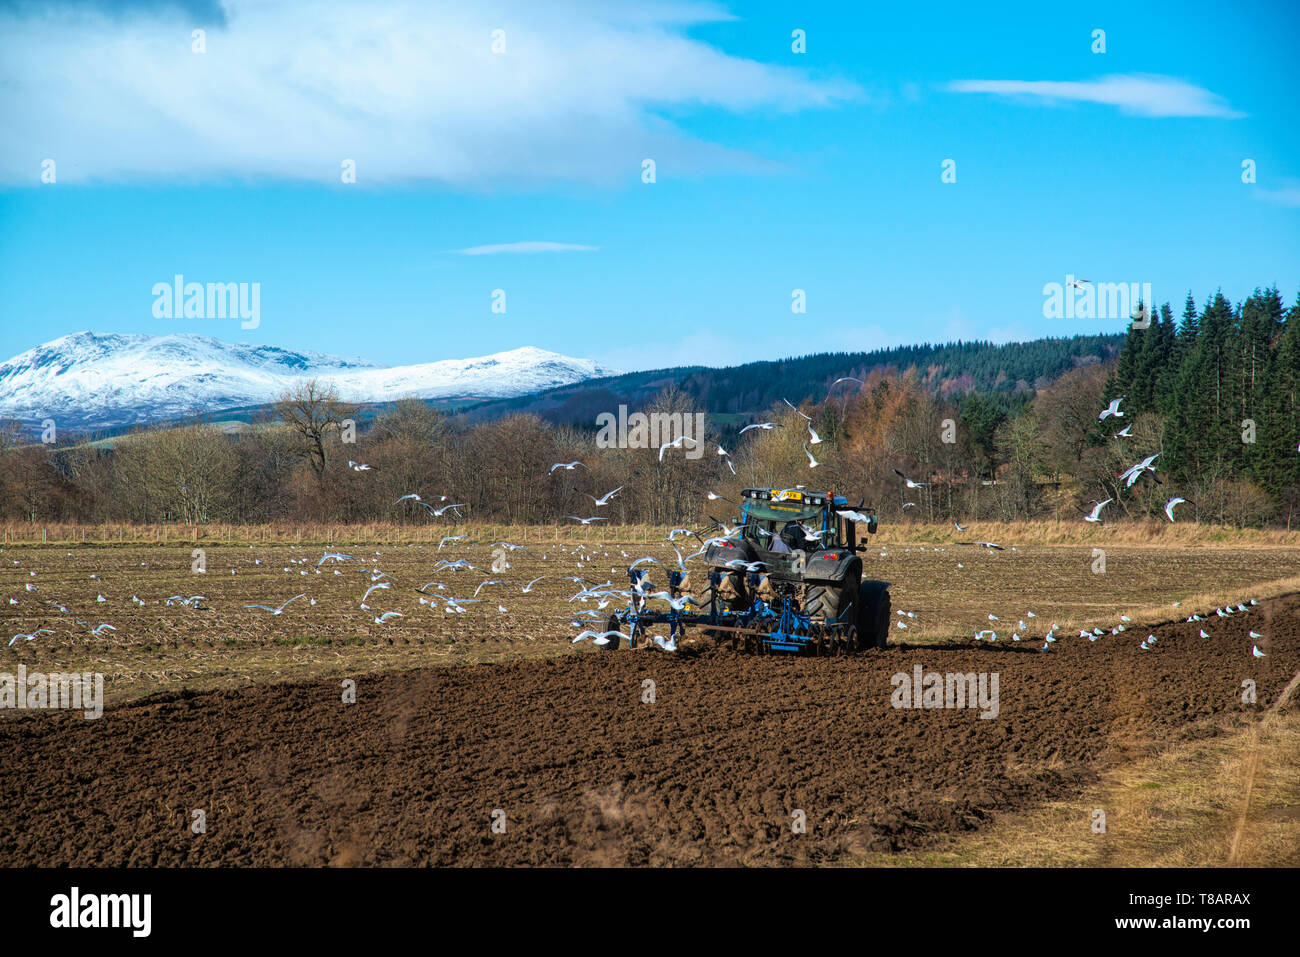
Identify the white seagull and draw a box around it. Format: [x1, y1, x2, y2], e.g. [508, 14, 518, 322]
[245, 594, 307, 616]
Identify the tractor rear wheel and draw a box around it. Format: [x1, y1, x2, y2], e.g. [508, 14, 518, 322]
[856, 581, 891, 650]
[600, 613, 622, 651]
[804, 579, 855, 625]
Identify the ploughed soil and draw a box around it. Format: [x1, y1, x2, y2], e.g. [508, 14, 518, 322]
[2, 595, 1296, 866]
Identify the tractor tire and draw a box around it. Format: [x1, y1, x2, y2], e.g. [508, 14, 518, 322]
[600, 613, 622, 651]
[804, 579, 856, 625]
[856, 580, 892, 650]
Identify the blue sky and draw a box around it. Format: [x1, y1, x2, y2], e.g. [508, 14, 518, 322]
[1, 0, 1297, 371]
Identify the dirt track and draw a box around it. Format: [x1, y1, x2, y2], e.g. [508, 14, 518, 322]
[2, 595, 1296, 866]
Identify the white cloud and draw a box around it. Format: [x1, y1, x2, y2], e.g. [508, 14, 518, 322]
[454, 241, 598, 255]
[946, 74, 1244, 119]
[1, 0, 859, 185]
[1254, 182, 1300, 209]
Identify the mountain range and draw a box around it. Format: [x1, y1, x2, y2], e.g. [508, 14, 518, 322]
[0, 332, 621, 431]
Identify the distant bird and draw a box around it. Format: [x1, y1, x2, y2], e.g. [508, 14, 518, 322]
[658, 436, 699, 460]
[807, 424, 823, 445]
[438, 535, 466, 550]
[1249, 630, 1263, 639]
[1068, 278, 1092, 290]
[245, 594, 306, 616]
[549, 461, 587, 473]
[832, 377, 863, 387]
[374, 612, 403, 624]
[953, 521, 967, 532]
[837, 509, 872, 523]
[393, 493, 423, 505]
[650, 634, 678, 652]
[902, 502, 917, 510]
[426, 503, 465, 517]
[716, 445, 729, 457]
[1164, 497, 1190, 522]
[587, 486, 623, 506]
[347, 460, 374, 471]
[316, 551, 357, 567]
[473, 580, 504, 598]
[9, 629, 54, 647]
[892, 468, 927, 489]
[1113, 425, 1133, 438]
[1200, 629, 1211, 638]
[739, 422, 781, 434]
[90, 623, 116, 636]
[1099, 397, 1124, 421]
[958, 541, 1004, 551]
[1252, 645, 1266, 658]
[804, 444, 822, 469]
[522, 577, 545, 593]
[705, 492, 735, 504]
[564, 516, 608, 524]
[1083, 499, 1112, 523]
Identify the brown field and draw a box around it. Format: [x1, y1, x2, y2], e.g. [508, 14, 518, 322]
[1, 524, 1297, 866]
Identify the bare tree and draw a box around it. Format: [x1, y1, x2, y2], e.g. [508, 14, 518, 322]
[276, 380, 356, 478]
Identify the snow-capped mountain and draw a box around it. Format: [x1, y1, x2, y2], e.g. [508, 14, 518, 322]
[0, 332, 620, 431]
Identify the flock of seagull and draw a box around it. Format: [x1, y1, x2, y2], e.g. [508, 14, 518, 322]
[0, 387, 1279, 661]
[968, 596, 1268, 658]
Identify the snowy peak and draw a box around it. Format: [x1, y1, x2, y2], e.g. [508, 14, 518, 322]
[0, 332, 619, 430]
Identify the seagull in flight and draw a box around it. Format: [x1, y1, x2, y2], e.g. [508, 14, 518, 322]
[892, 468, 927, 489]
[705, 491, 735, 503]
[832, 376, 863, 387]
[837, 509, 872, 523]
[347, 460, 374, 471]
[1067, 278, 1092, 290]
[9, 629, 54, 647]
[316, 551, 357, 567]
[1113, 425, 1132, 438]
[739, 422, 781, 434]
[782, 398, 812, 420]
[587, 486, 623, 506]
[522, 577, 545, 593]
[438, 535, 466, 550]
[1164, 497, 1190, 522]
[245, 594, 307, 615]
[1098, 397, 1124, 421]
[1119, 453, 1161, 488]
[958, 541, 1005, 551]
[550, 461, 588, 473]
[564, 516, 608, 524]
[374, 612, 403, 624]
[658, 436, 699, 460]
[393, 493, 423, 505]
[1083, 499, 1112, 523]
[953, 520, 966, 532]
[360, 582, 391, 608]
[804, 444, 821, 468]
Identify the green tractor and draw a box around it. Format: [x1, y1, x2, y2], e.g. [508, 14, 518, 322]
[692, 487, 892, 653]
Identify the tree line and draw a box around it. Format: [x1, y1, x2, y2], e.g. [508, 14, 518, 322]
[1, 285, 1296, 528]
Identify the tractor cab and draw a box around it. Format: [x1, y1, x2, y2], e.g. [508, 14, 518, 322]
[738, 488, 874, 567]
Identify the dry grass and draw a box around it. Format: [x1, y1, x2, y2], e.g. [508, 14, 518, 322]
[848, 707, 1300, 868]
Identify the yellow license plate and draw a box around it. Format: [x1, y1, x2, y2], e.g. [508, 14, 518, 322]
[771, 489, 802, 501]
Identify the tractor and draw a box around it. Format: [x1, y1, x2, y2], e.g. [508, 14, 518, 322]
[604, 487, 892, 655]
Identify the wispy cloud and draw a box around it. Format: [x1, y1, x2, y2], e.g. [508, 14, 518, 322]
[453, 241, 599, 256]
[946, 74, 1244, 118]
[0, 0, 859, 186]
[1254, 182, 1300, 209]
